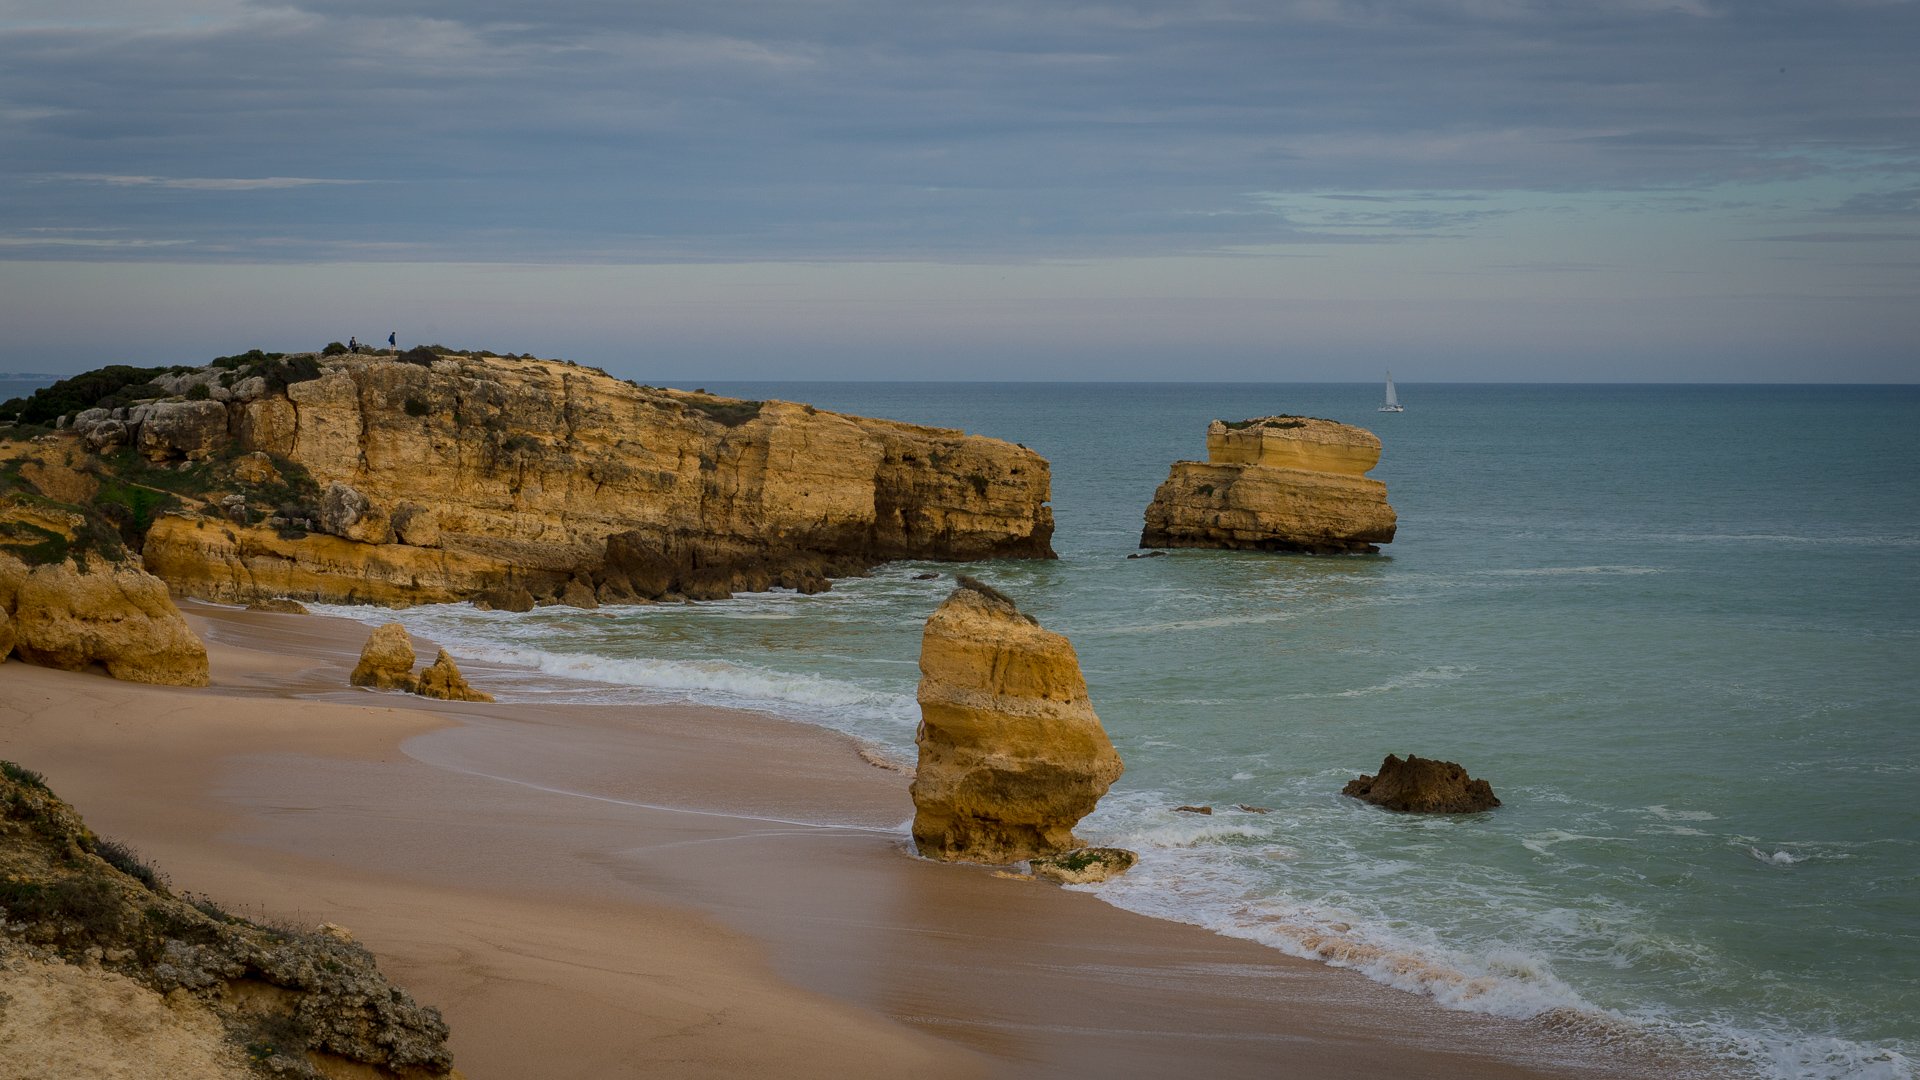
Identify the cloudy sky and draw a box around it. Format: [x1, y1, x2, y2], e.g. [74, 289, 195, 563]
[2, 0, 1916, 381]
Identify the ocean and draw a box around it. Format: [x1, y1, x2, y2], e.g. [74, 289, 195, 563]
[301, 381, 1916, 1080]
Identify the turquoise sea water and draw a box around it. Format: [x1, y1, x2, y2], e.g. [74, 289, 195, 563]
[319, 383, 1919, 1079]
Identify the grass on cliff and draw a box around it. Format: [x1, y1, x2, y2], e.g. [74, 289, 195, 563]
[0, 462, 128, 566]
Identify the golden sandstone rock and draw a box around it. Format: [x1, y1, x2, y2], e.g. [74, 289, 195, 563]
[349, 623, 416, 691]
[143, 353, 1056, 608]
[1141, 416, 1396, 555]
[415, 649, 493, 703]
[910, 579, 1124, 865]
[0, 552, 209, 686]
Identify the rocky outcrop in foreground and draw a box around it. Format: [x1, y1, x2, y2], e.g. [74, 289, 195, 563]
[29, 350, 1056, 608]
[1141, 416, 1396, 555]
[1343, 754, 1500, 813]
[910, 579, 1125, 865]
[0, 762, 456, 1079]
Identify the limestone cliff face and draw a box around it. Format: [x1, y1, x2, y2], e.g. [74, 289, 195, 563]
[120, 353, 1054, 606]
[910, 580, 1124, 864]
[1140, 417, 1396, 555]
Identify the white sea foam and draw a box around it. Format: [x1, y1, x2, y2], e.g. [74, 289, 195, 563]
[303, 602, 921, 747]
[1747, 847, 1804, 867]
[1286, 664, 1475, 699]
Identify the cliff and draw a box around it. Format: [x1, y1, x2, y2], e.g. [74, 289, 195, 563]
[910, 579, 1124, 864]
[1140, 416, 1396, 555]
[0, 761, 457, 1079]
[25, 350, 1054, 607]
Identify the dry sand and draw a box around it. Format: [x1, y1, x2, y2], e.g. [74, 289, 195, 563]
[0, 604, 1702, 1079]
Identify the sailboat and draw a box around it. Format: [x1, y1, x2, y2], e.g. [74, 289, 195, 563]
[1378, 371, 1404, 413]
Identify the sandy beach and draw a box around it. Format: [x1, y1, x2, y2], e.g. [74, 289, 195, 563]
[0, 603, 1702, 1079]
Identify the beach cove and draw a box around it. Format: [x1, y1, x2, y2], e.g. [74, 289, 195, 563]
[0, 601, 1701, 1079]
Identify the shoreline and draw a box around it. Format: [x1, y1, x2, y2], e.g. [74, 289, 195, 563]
[0, 603, 1713, 1078]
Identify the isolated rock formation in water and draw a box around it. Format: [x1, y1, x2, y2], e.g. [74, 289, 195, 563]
[415, 648, 493, 702]
[349, 622, 416, 691]
[0, 762, 456, 1079]
[1342, 754, 1500, 813]
[15, 350, 1059, 607]
[1141, 416, 1396, 555]
[910, 578, 1125, 864]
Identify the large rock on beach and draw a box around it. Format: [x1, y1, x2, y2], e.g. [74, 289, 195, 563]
[910, 578, 1125, 864]
[415, 648, 492, 702]
[1342, 754, 1500, 813]
[1141, 416, 1396, 555]
[123, 351, 1056, 607]
[0, 552, 209, 686]
[349, 622, 416, 691]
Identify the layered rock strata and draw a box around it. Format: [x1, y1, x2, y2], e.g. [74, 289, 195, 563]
[1343, 754, 1500, 813]
[1141, 416, 1396, 555]
[910, 579, 1125, 864]
[94, 352, 1054, 607]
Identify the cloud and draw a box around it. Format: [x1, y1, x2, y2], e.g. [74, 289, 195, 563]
[0, 0, 1916, 262]
[1747, 232, 1920, 243]
[49, 173, 376, 190]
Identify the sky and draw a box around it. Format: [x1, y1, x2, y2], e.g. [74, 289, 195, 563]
[1, 0, 1916, 382]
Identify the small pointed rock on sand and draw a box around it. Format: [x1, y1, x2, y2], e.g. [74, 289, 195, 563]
[415, 648, 493, 703]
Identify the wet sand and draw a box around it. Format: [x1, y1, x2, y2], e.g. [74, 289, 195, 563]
[0, 603, 1701, 1079]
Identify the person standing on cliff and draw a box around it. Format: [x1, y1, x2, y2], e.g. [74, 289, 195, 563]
[387, 331, 396, 352]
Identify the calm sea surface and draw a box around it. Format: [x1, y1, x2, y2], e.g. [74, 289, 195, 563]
[314, 382, 1918, 1079]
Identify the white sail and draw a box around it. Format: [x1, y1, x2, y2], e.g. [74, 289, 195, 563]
[1379, 371, 1403, 412]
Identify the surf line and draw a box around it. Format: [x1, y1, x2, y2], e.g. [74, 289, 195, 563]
[420, 758, 906, 836]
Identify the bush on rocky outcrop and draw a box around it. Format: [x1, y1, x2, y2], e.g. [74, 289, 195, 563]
[0, 365, 178, 425]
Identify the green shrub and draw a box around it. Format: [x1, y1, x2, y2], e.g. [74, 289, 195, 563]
[184, 383, 210, 400]
[1, 761, 49, 791]
[92, 838, 167, 893]
[397, 346, 439, 367]
[0, 365, 173, 424]
[321, 341, 348, 356]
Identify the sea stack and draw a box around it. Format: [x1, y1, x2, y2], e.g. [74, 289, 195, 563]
[1140, 416, 1396, 554]
[1343, 754, 1500, 814]
[910, 578, 1125, 864]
